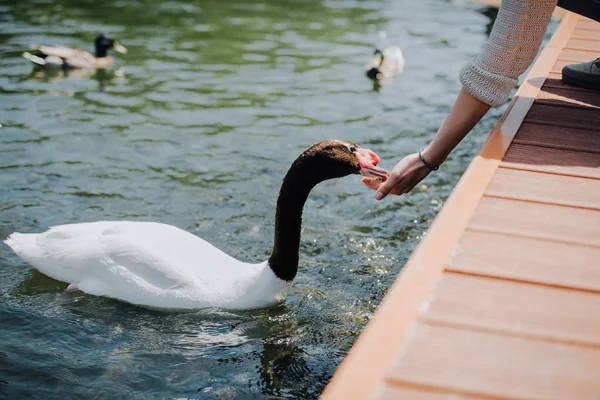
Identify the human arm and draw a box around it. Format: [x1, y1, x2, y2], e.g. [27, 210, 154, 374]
[365, 0, 558, 200]
[365, 87, 489, 199]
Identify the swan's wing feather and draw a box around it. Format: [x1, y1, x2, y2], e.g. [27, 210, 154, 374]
[15, 221, 237, 289]
[5, 221, 267, 308]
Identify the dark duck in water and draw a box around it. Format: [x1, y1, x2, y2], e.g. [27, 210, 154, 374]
[22, 33, 127, 69]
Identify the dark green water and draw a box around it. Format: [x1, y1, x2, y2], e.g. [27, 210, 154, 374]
[0, 0, 556, 398]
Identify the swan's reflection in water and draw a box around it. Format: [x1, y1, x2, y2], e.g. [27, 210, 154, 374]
[9, 270, 315, 397]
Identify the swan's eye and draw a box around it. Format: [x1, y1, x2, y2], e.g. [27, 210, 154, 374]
[349, 146, 356, 153]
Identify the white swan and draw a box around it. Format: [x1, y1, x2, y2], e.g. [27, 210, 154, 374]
[4, 140, 389, 310]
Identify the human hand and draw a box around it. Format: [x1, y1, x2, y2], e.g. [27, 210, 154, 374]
[362, 152, 433, 200]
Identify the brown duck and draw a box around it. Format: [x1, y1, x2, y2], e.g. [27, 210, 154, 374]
[22, 33, 127, 69]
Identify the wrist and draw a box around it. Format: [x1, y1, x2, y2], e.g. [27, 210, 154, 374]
[418, 150, 438, 171]
[420, 146, 446, 169]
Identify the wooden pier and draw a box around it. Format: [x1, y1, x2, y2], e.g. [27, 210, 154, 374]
[323, 11, 600, 400]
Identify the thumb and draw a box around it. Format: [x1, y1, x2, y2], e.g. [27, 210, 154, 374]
[375, 175, 400, 200]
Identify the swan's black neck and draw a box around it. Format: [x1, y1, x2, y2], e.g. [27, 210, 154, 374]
[268, 156, 326, 281]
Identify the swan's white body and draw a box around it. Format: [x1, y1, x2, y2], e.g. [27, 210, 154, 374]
[4, 221, 291, 310]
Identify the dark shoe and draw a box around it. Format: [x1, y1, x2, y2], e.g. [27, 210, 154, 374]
[561, 58, 600, 90]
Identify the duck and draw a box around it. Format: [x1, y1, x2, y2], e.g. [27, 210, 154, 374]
[4, 140, 389, 311]
[365, 46, 404, 80]
[22, 33, 127, 69]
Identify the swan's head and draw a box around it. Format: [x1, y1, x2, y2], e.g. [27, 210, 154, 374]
[298, 139, 389, 181]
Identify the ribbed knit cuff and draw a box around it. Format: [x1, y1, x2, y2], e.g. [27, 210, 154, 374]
[459, 58, 517, 107]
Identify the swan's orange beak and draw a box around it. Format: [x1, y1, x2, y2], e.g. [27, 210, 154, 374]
[356, 148, 389, 180]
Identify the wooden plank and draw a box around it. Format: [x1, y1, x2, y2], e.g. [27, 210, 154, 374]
[541, 76, 600, 94]
[571, 29, 600, 40]
[578, 20, 600, 30]
[448, 229, 600, 292]
[502, 143, 600, 179]
[486, 167, 600, 208]
[512, 122, 600, 153]
[387, 324, 600, 400]
[580, 16, 600, 24]
[566, 37, 600, 52]
[377, 384, 484, 400]
[537, 84, 600, 109]
[468, 196, 600, 247]
[548, 71, 562, 80]
[560, 48, 599, 61]
[423, 272, 600, 346]
[524, 103, 600, 131]
[551, 58, 572, 73]
[548, 13, 582, 49]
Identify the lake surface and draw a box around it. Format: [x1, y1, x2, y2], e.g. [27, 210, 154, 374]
[0, 0, 557, 398]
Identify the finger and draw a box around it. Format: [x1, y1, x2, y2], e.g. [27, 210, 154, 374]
[406, 175, 425, 193]
[375, 176, 403, 200]
[361, 177, 383, 191]
[390, 186, 404, 196]
[402, 177, 424, 195]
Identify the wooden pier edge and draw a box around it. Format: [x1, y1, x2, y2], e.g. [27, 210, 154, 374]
[321, 11, 581, 400]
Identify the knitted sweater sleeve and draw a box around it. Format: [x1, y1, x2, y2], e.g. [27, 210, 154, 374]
[460, 0, 558, 107]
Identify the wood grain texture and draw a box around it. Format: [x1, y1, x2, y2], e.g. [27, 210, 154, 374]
[377, 384, 485, 400]
[511, 122, 600, 153]
[485, 167, 600, 208]
[571, 28, 600, 40]
[423, 272, 600, 346]
[524, 103, 600, 131]
[559, 48, 599, 61]
[566, 37, 600, 51]
[448, 229, 600, 291]
[537, 82, 600, 108]
[502, 143, 600, 179]
[578, 19, 600, 30]
[542, 77, 600, 95]
[548, 71, 562, 80]
[468, 196, 600, 247]
[387, 324, 600, 400]
[550, 58, 574, 73]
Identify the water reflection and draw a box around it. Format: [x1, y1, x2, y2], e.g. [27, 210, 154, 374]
[23, 67, 123, 91]
[8, 267, 344, 397]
